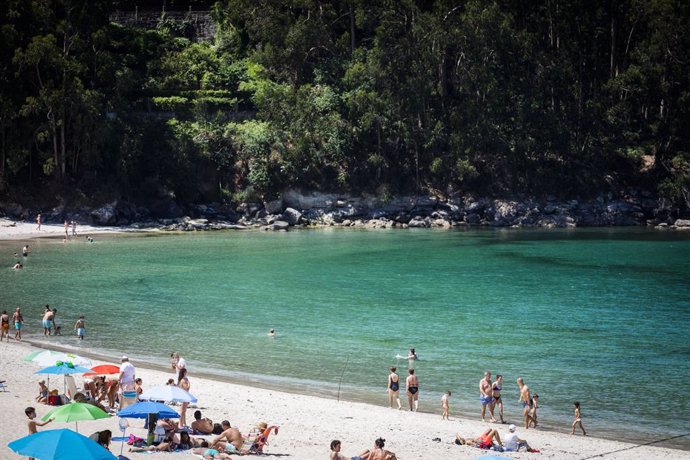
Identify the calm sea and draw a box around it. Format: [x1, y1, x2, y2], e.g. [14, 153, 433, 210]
[2, 228, 689, 448]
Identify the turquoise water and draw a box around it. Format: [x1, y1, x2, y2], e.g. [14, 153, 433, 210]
[2, 228, 689, 448]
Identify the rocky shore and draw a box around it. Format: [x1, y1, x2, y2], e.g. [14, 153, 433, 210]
[2, 189, 689, 232]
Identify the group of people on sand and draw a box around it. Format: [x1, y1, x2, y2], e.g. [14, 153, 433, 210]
[330, 438, 397, 460]
[1, 307, 25, 341]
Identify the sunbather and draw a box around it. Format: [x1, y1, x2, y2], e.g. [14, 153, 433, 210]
[191, 409, 214, 434]
[455, 428, 503, 449]
[129, 434, 176, 453]
[191, 441, 233, 459]
[359, 438, 397, 460]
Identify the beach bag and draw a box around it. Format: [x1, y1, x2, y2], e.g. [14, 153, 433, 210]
[48, 394, 62, 406]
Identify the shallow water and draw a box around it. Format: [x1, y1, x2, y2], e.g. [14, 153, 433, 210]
[2, 228, 689, 448]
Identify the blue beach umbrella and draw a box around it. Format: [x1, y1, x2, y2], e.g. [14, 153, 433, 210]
[7, 428, 117, 460]
[117, 401, 180, 419]
[36, 362, 93, 394]
[139, 385, 198, 403]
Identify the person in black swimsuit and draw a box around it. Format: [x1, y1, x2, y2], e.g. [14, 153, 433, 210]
[406, 369, 419, 412]
[387, 367, 401, 409]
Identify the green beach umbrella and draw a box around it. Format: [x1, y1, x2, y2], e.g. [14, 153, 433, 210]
[42, 402, 109, 432]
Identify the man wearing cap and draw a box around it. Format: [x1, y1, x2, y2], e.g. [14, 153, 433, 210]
[119, 356, 136, 392]
[504, 424, 532, 452]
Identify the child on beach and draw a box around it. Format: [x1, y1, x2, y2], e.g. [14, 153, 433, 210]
[530, 394, 539, 427]
[572, 401, 587, 435]
[74, 316, 85, 340]
[26, 406, 53, 434]
[35, 380, 49, 404]
[441, 390, 451, 420]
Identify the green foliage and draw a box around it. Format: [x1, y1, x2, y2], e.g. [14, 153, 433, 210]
[1, 0, 690, 211]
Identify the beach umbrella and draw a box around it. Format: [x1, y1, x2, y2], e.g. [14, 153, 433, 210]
[42, 402, 109, 432]
[36, 362, 93, 394]
[36, 362, 93, 375]
[117, 401, 180, 419]
[139, 385, 198, 403]
[83, 364, 120, 376]
[23, 349, 57, 362]
[34, 351, 92, 367]
[7, 428, 117, 460]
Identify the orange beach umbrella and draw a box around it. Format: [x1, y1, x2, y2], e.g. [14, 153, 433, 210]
[83, 364, 120, 376]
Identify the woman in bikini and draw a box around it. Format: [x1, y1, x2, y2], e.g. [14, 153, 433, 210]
[455, 429, 503, 449]
[387, 367, 401, 409]
[491, 374, 505, 423]
[178, 367, 191, 429]
[0, 310, 9, 342]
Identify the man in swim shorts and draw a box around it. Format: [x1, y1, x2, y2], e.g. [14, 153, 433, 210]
[13, 308, 23, 341]
[405, 369, 419, 412]
[211, 420, 243, 454]
[479, 371, 496, 422]
[517, 377, 536, 429]
[42, 306, 54, 336]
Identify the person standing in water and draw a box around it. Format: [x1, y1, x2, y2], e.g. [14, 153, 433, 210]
[42, 307, 54, 336]
[492, 374, 505, 423]
[517, 377, 536, 429]
[406, 369, 419, 412]
[74, 316, 86, 340]
[480, 371, 496, 423]
[387, 367, 401, 409]
[406, 348, 418, 370]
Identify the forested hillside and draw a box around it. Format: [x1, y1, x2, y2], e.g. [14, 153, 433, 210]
[1, 0, 689, 211]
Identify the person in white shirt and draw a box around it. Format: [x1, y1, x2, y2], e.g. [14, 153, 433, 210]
[171, 352, 186, 372]
[503, 424, 531, 452]
[119, 356, 136, 392]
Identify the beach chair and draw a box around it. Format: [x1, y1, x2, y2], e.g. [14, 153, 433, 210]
[0, 380, 7, 392]
[242, 425, 279, 454]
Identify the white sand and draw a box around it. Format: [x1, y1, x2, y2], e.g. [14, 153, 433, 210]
[0, 218, 152, 241]
[0, 341, 687, 460]
[2, 223, 689, 459]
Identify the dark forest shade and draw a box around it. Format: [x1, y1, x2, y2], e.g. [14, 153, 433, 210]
[0, 0, 688, 210]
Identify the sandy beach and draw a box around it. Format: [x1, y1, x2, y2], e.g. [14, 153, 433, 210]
[2, 222, 689, 459]
[0, 341, 687, 460]
[0, 217, 150, 241]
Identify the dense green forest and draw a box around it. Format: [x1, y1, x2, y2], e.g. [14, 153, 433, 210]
[1, 0, 689, 210]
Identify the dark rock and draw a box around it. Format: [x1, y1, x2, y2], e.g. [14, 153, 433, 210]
[91, 204, 118, 225]
[150, 199, 183, 218]
[674, 219, 690, 227]
[282, 207, 302, 225]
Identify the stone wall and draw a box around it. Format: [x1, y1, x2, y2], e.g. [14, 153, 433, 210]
[110, 9, 216, 42]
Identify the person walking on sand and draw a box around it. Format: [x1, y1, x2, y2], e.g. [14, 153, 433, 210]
[492, 374, 505, 423]
[517, 377, 536, 429]
[71, 220, 77, 237]
[36, 213, 41, 231]
[480, 371, 496, 422]
[64, 220, 69, 239]
[74, 316, 86, 340]
[406, 369, 419, 412]
[572, 401, 587, 435]
[1, 310, 10, 342]
[119, 356, 136, 393]
[42, 307, 54, 336]
[13, 307, 23, 341]
[441, 390, 451, 420]
[387, 367, 401, 409]
[171, 352, 187, 372]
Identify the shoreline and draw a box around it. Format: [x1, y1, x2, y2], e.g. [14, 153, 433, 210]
[1, 340, 689, 459]
[21, 338, 690, 454]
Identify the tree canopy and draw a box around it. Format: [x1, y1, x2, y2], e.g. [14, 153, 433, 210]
[1, 0, 689, 210]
